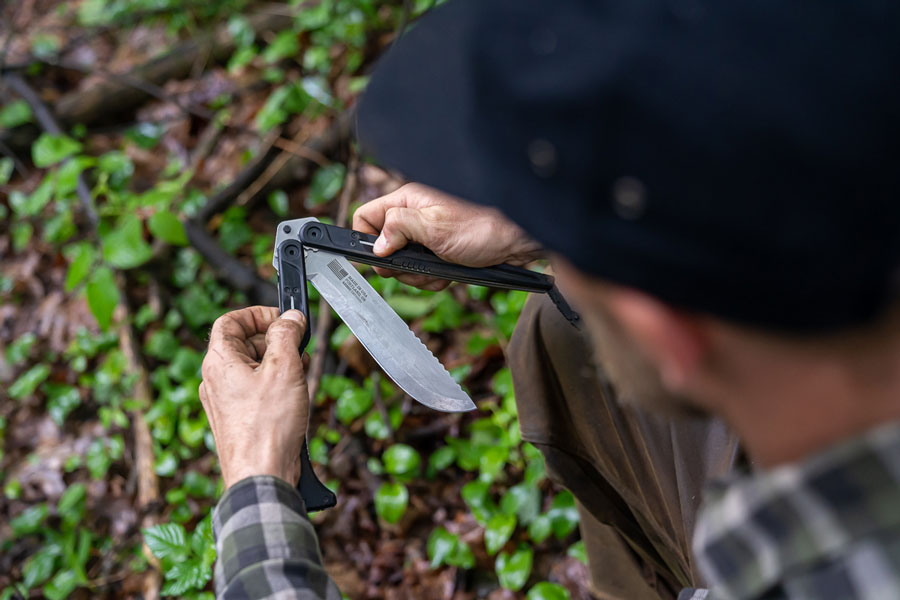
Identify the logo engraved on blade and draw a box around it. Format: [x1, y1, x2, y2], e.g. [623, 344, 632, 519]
[327, 257, 368, 303]
[327, 259, 348, 280]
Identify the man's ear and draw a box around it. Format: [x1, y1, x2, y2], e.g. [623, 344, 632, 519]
[604, 286, 709, 392]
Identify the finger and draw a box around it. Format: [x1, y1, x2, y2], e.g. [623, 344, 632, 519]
[209, 306, 280, 346]
[373, 266, 404, 278]
[375, 206, 431, 256]
[394, 273, 447, 289]
[206, 307, 280, 371]
[352, 187, 410, 234]
[260, 310, 307, 375]
[422, 279, 451, 292]
[244, 333, 267, 361]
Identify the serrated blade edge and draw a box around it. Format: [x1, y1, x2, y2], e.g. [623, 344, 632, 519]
[305, 249, 475, 413]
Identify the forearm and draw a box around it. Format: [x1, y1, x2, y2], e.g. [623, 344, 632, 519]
[212, 476, 341, 600]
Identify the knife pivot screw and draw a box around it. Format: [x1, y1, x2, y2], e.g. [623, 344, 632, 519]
[283, 225, 292, 234]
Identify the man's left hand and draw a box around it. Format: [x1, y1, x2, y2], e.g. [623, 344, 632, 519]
[199, 306, 310, 489]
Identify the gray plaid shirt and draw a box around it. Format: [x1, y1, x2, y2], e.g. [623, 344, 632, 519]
[212, 476, 341, 599]
[685, 421, 900, 600]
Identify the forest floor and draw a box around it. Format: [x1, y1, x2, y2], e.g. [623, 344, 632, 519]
[0, 1, 590, 598]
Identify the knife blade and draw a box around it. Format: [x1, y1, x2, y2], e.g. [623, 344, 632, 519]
[274, 218, 474, 413]
[305, 247, 475, 412]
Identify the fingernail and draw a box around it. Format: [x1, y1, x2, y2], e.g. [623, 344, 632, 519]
[281, 310, 304, 323]
[374, 235, 387, 254]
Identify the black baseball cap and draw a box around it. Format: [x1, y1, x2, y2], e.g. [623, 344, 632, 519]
[358, 0, 900, 333]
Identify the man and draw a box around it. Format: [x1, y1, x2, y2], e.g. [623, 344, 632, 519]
[199, 0, 900, 598]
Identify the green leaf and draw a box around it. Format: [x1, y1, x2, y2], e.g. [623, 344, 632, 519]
[267, 190, 289, 217]
[227, 15, 255, 47]
[11, 222, 32, 252]
[228, 45, 258, 73]
[382, 444, 421, 478]
[307, 164, 346, 207]
[548, 491, 580, 539]
[32, 134, 82, 168]
[45, 383, 82, 426]
[529, 514, 552, 543]
[479, 445, 509, 481]
[10, 178, 53, 216]
[183, 471, 216, 498]
[262, 30, 299, 63]
[23, 546, 59, 589]
[567, 540, 587, 564]
[43, 210, 75, 244]
[11, 503, 49, 536]
[501, 483, 541, 525]
[86, 266, 120, 330]
[496, 547, 533, 591]
[6, 332, 37, 365]
[461, 480, 490, 511]
[167, 347, 203, 382]
[485, 513, 517, 555]
[43, 569, 81, 600]
[374, 482, 408, 524]
[58, 482, 87, 516]
[308, 436, 329, 464]
[102, 214, 153, 269]
[64, 242, 96, 291]
[0, 157, 13, 185]
[9, 364, 51, 399]
[428, 446, 456, 474]
[335, 386, 372, 424]
[55, 157, 91, 197]
[426, 527, 458, 569]
[364, 411, 390, 440]
[149, 210, 188, 246]
[144, 523, 188, 561]
[86, 439, 112, 479]
[0, 100, 33, 128]
[526, 582, 571, 600]
[161, 562, 206, 596]
[155, 451, 178, 477]
[191, 516, 214, 557]
[145, 330, 179, 359]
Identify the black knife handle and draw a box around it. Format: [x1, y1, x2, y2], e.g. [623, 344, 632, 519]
[298, 221, 554, 293]
[276, 240, 337, 512]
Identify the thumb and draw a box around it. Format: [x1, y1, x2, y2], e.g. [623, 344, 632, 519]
[260, 310, 307, 374]
[374, 206, 430, 256]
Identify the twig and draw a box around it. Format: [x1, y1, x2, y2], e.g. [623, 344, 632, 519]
[182, 220, 278, 306]
[272, 136, 330, 166]
[4, 73, 99, 229]
[193, 130, 281, 223]
[235, 108, 355, 208]
[116, 290, 162, 600]
[0, 137, 28, 178]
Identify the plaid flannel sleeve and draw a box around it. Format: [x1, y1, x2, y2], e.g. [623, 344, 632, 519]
[212, 475, 342, 600]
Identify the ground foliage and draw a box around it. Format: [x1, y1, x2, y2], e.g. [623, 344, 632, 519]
[0, 1, 590, 598]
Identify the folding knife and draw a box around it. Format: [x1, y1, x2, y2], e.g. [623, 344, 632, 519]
[273, 217, 578, 510]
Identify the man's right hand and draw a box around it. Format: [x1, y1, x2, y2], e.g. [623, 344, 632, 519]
[352, 183, 543, 290]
